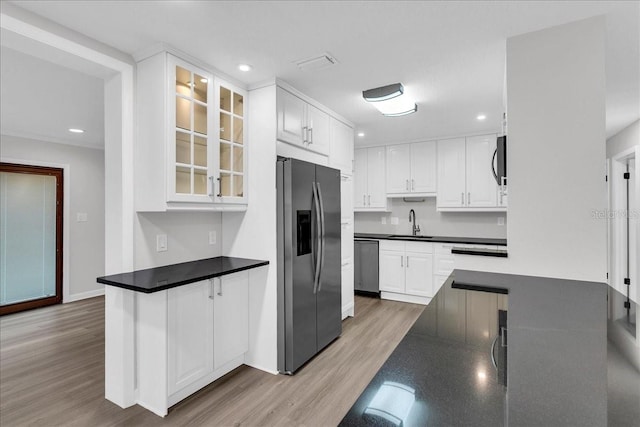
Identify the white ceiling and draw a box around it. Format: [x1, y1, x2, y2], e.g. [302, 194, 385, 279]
[0, 45, 105, 148]
[5, 1, 640, 146]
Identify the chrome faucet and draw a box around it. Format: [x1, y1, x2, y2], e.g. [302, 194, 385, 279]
[409, 209, 420, 236]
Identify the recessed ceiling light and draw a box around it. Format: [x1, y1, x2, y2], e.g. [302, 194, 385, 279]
[477, 114, 487, 121]
[68, 128, 84, 133]
[238, 64, 252, 72]
[357, 132, 365, 137]
[200, 78, 208, 83]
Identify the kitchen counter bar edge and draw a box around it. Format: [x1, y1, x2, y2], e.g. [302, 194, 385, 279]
[354, 232, 507, 246]
[97, 256, 269, 293]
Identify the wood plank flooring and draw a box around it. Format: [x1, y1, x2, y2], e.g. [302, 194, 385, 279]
[0, 295, 424, 426]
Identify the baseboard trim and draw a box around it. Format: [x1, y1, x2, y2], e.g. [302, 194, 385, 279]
[64, 289, 105, 303]
[342, 301, 355, 319]
[380, 292, 431, 305]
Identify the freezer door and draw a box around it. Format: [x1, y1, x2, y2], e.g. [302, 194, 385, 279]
[315, 164, 342, 351]
[279, 159, 319, 373]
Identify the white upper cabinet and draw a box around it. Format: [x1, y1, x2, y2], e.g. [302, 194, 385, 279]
[437, 135, 503, 211]
[276, 87, 306, 145]
[329, 118, 354, 174]
[276, 87, 330, 156]
[386, 141, 436, 197]
[136, 52, 248, 211]
[436, 138, 467, 208]
[465, 135, 498, 207]
[354, 147, 386, 210]
[411, 141, 437, 194]
[386, 144, 412, 194]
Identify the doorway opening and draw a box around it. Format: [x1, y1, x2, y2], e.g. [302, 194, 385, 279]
[609, 148, 638, 339]
[0, 163, 63, 315]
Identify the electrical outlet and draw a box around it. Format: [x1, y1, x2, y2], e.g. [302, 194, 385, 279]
[76, 213, 88, 222]
[381, 217, 387, 225]
[497, 217, 505, 226]
[209, 231, 217, 245]
[390, 217, 399, 225]
[156, 234, 168, 252]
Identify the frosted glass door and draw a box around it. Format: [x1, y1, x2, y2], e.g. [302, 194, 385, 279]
[1, 170, 59, 310]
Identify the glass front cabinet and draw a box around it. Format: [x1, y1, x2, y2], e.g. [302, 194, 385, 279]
[136, 52, 248, 211]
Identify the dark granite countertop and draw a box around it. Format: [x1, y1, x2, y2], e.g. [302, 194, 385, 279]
[354, 233, 507, 246]
[340, 269, 609, 426]
[96, 256, 269, 293]
[451, 247, 508, 257]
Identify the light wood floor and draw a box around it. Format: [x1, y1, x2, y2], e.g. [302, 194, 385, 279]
[0, 295, 424, 426]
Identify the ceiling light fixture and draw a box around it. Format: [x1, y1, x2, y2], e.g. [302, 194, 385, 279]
[238, 64, 252, 72]
[200, 78, 208, 83]
[477, 114, 487, 121]
[362, 83, 417, 117]
[357, 132, 365, 137]
[68, 128, 84, 133]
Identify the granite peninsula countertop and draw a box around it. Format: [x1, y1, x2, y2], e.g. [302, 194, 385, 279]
[97, 256, 269, 293]
[340, 269, 609, 427]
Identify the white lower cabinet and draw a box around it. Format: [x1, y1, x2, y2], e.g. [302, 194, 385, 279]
[405, 251, 433, 297]
[138, 270, 251, 416]
[212, 273, 249, 370]
[379, 241, 433, 303]
[167, 280, 214, 396]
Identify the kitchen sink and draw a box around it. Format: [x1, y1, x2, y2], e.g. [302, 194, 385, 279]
[388, 234, 433, 240]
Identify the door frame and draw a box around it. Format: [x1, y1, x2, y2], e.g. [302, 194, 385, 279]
[0, 163, 64, 315]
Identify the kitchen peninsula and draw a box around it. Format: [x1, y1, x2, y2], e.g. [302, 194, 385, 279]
[97, 256, 269, 416]
[341, 269, 609, 426]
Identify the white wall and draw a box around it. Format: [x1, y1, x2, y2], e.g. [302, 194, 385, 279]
[223, 84, 278, 374]
[355, 198, 507, 238]
[458, 17, 607, 282]
[607, 120, 639, 158]
[134, 212, 222, 270]
[0, 134, 105, 300]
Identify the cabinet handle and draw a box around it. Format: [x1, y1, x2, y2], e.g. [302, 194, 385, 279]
[302, 126, 308, 143]
[406, 180, 409, 190]
[363, 195, 366, 206]
[309, 127, 313, 144]
[406, 256, 410, 268]
[412, 179, 415, 191]
[208, 176, 215, 197]
[209, 279, 215, 300]
[401, 256, 403, 267]
[217, 177, 222, 198]
[461, 192, 465, 206]
[217, 281, 223, 296]
[367, 195, 371, 206]
[467, 192, 471, 205]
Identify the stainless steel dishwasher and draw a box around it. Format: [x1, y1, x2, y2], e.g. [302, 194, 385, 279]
[354, 239, 379, 294]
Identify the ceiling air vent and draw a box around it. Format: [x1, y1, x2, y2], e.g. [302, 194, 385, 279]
[294, 53, 338, 71]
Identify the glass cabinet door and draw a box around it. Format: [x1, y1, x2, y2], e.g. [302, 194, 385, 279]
[174, 63, 211, 197]
[217, 84, 245, 199]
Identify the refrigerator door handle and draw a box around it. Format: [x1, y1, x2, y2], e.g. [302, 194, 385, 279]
[316, 182, 326, 292]
[312, 182, 322, 294]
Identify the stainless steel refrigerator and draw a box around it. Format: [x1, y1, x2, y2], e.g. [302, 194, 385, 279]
[277, 157, 342, 374]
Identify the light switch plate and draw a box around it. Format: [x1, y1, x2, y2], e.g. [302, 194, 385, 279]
[390, 217, 399, 225]
[209, 231, 217, 245]
[497, 217, 505, 226]
[156, 234, 168, 252]
[76, 213, 88, 222]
